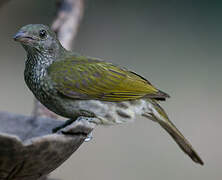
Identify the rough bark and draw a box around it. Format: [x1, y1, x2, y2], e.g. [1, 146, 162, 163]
[0, 111, 94, 180]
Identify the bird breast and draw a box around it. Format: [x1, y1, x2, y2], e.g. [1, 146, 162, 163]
[24, 56, 52, 101]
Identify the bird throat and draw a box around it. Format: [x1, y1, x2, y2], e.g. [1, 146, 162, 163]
[24, 48, 54, 95]
[23, 43, 67, 96]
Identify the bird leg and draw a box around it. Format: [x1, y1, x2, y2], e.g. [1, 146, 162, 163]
[52, 110, 95, 133]
[52, 113, 96, 142]
[52, 117, 78, 133]
[84, 132, 93, 142]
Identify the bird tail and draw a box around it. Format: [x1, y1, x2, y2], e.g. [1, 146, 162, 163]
[143, 99, 204, 165]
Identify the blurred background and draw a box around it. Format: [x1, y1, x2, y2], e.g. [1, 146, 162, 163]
[0, 0, 221, 179]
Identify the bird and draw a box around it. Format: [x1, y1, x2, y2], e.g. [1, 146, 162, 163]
[14, 24, 203, 165]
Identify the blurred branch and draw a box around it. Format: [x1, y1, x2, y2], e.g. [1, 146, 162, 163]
[33, 0, 85, 118]
[52, 0, 84, 50]
[0, 0, 10, 8]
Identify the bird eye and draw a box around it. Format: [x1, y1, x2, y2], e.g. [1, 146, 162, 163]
[39, 29, 47, 39]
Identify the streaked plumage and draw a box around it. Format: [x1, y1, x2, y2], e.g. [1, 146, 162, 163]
[14, 24, 204, 165]
[48, 56, 169, 101]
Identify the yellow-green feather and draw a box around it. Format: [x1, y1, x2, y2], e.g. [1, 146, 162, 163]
[48, 55, 162, 101]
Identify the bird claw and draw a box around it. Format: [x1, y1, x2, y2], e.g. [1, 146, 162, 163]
[84, 132, 93, 142]
[52, 116, 95, 142]
[52, 118, 76, 133]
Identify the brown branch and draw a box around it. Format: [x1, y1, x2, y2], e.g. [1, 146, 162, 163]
[52, 0, 84, 50]
[0, 111, 94, 180]
[32, 0, 84, 118]
[0, 0, 10, 9]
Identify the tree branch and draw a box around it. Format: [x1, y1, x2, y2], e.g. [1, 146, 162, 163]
[52, 0, 84, 50]
[0, 111, 94, 180]
[0, 0, 10, 9]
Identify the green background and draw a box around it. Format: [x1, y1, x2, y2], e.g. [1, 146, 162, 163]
[0, 0, 221, 179]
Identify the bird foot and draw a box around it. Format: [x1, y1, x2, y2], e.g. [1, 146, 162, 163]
[52, 117, 93, 142]
[84, 132, 93, 142]
[52, 118, 76, 133]
[52, 117, 94, 142]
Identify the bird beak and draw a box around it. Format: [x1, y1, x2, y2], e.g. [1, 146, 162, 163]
[13, 31, 34, 43]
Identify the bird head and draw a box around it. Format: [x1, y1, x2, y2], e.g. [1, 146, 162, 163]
[14, 24, 64, 57]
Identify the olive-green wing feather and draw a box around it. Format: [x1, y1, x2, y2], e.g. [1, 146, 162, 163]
[47, 56, 169, 101]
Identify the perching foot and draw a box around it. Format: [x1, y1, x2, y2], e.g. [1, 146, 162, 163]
[52, 118, 77, 133]
[84, 131, 93, 142]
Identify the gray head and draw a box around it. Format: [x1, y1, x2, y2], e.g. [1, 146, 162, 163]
[14, 24, 65, 57]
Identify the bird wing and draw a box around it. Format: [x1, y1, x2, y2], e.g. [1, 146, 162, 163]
[47, 55, 169, 101]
